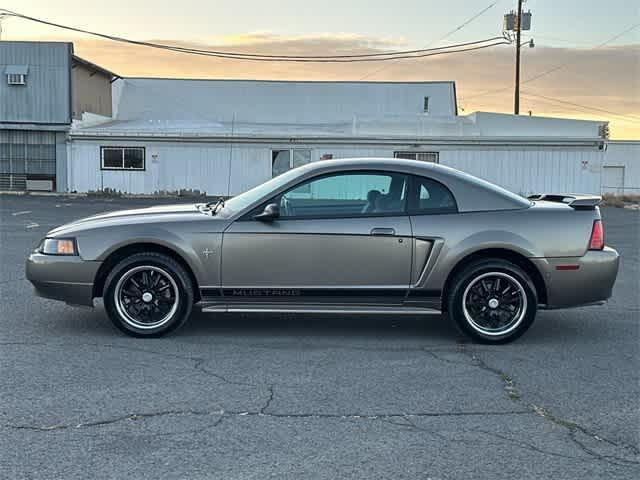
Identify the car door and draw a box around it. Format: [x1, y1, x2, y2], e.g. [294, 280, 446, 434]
[221, 170, 413, 304]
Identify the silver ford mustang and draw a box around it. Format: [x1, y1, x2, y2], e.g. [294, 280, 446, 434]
[26, 158, 619, 343]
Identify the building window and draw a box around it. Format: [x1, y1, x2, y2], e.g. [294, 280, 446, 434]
[394, 151, 439, 163]
[7, 73, 26, 86]
[271, 149, 312, 177]
[423, 96, 430, 113]
[101, 147, 145, 170]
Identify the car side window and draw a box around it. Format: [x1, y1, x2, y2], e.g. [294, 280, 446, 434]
[409, 176, 457, 214]
[275, 171, 408, 219]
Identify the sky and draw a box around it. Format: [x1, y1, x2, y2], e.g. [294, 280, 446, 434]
[1, 0, 639, 138]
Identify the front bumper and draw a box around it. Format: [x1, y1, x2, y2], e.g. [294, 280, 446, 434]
[532, 246, 620, 309]
[25, 253, 102, 307]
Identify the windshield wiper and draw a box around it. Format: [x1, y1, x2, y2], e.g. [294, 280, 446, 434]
[205, 197, 226, 215]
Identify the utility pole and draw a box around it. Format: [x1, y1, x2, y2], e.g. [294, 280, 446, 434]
[504, 3, 532, 115]
[514, 0, 523, 115]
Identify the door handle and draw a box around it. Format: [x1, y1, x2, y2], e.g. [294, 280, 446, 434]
[370, 227, 396, 236]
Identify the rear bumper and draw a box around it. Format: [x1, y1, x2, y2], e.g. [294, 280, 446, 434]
[25, 253, 101, 307]
[532, 246, 620, 309]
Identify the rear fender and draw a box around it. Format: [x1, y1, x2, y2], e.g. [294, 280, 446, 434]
[420, 230, 539, 291]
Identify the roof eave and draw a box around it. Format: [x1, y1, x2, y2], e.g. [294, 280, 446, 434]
[68, 131, 605, 146]
[72, 55, 120, 81]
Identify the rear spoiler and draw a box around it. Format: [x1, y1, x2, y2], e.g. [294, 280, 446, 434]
[527, 194, 602, 210]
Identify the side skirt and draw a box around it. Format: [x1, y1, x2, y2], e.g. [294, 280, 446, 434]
[200, 303, 441, 315]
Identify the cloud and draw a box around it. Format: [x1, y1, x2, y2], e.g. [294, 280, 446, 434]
[16, 32, 640, 138]
[212, 32, 408, 50]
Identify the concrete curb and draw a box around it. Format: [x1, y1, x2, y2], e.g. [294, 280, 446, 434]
[0, 191, 88, 197]
[0, 191, 219, 200]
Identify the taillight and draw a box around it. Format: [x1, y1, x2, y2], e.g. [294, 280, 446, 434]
[589, 220, 604, 250]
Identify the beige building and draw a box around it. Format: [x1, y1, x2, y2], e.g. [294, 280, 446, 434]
[72, 55, 118, 120]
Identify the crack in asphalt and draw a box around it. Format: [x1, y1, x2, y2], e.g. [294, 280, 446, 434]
[261, 385, 275, 415]
[3, 409, 531, 433]
[531, 404, 640, 466]
[455, 344, 639, 468]
[473, 429, 587, 461]
[382, 416, 594, 463]
[192, 358, 263, 388]
[0, 341, 265, 389]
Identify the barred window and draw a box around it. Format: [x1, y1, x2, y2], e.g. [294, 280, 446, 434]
[271, 149, 312, 177]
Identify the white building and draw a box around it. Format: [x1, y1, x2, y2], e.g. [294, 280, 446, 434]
[601, 141, 640, 195]
[67, 77, 638, 196]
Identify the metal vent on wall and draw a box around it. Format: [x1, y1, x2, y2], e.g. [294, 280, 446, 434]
[1, 130, 56, 191]
[5, 65, 29, 86]
[7, 73, 26, 85]
[0, 174, 27, 191]
[394, 151, 439, 163]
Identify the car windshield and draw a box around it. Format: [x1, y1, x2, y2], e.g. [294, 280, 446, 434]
[222, 166, 308, 214]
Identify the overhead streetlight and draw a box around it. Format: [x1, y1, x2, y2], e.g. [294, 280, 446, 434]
[521, 38, 535, 48]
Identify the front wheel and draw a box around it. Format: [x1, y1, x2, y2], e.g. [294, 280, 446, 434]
[103, 252, 194, 337]
[446, 259, 538, 344]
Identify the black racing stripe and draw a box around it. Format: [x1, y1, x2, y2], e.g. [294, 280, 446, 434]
[200, 288, 223, 297]
[220, 288, 407, 298]
[407, 289, 442, 298]
[202, 288, 442, 299]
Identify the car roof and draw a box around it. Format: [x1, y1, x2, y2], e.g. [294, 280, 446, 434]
[297, 158, 530, 213]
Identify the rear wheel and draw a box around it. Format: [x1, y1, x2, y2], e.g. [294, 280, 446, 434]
[103, 252, 194, 337]
[446, 259, 537, 344]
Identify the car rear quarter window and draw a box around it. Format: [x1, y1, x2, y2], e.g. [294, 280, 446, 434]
[409, 176, 457, 214]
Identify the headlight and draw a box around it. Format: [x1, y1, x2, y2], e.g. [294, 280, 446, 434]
[41, 238, 78, 256]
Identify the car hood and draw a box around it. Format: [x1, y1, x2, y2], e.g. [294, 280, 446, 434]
[47, 203, 208, 236]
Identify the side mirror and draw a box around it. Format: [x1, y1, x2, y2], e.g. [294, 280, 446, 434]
[254, 203, 280, 221]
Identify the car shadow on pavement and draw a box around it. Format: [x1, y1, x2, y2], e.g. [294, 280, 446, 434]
[175, 309, 462, 342]
[48, 302, 608, 346]
[170, 308, 607, 346]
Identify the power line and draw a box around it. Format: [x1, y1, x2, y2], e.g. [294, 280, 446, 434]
[152, 38, 511, 63]
[522, 94, 640, 125]
[359, 1, 500, 79]
[0, 8, 509, 62]
[520, 92, 640, 124]
[462, 22, 640, 101]
[167, 40, 512, 63]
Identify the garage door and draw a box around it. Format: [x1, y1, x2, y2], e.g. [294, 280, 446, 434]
[0, 130, 56, 191]
[602, 166, 625, 195]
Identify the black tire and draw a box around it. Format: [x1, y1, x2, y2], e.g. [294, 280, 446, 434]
[446, 259, 537, 344]
[103, 252, 194, 337]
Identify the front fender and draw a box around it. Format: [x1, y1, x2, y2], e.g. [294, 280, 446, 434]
[74, 226, 213, 287]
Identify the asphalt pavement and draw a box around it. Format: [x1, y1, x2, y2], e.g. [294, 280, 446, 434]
[0, 194, 638, 479]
